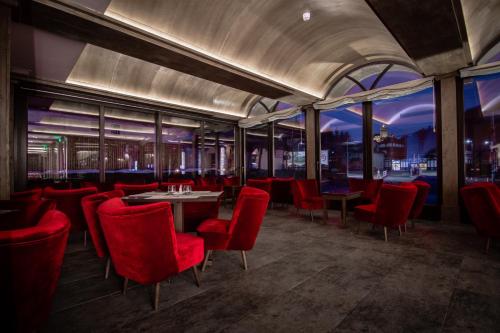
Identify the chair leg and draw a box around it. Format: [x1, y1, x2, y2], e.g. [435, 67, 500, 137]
[192, 266, 201, 287]
[240, 250, 248, 270]
[485, 237, 491, 254]
[201, 250, 212, 272]
[384, 227, 388, 242]
[398, 226, 402, 236]
[122, 277, 129, 295]
[104, 257, 111, 279]
[83, 231, 87, 248]
[154, 282, 160, 311]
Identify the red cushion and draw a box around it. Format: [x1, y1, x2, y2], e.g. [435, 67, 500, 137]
[354, 204, 376, 223]
[175, 233, 204, 272]
[197, 218, 230, 250]
[0, 210, 70, 332]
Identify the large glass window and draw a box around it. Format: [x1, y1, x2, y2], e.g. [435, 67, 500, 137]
[245, 125, 269, 179]
[463, 72, 500, 184]
[104, 109, 156, 183]
[274, 113, 306, 178]
[372, 87, 438, 203]
[27, 98, 100, 185]
[161, 116, 200, 179]
[203, 123, 235, 176]
[319, 104, 364, 192]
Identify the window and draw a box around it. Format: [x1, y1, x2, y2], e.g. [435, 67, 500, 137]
[27, 98, 100, 185]
[104, 109, 156, 183]
[245, 125, 269, 179]
[372, 87, 438, 203]
[319, 104, 363, 192]
[463, 72, 500, 184]
[274, 113, 306, 178]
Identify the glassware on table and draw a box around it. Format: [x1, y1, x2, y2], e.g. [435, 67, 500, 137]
[185, 185, 192, 194]
[178, 184, 184, 194]
[168, 185, 176, 194]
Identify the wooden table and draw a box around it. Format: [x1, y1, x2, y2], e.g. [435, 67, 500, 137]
[322, 191, 362, 227]
[122, 191, 223, 232]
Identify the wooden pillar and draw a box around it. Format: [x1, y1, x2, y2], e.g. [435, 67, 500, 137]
[305, 106, 317, 180]
[439, 75, 460, 223]
[0, 5, 11, 199]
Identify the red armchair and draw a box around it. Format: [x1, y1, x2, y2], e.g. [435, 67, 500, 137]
[114, 182, 158, 195]
[97, 198, 204, 311]
[42, 186, 98, 246]
[348, 178, 383, 204]
[246, 178, 272, 194]
[460, 183, 500, 253]
[355, 184, 417, 241]
[197, 187, 270, 271]
[271, 177, 294, 206]
[11, 188, 43, 202]
[292, 179, 324, 222]
[0, 209, 70, 332]
[81, 190, 124, 279]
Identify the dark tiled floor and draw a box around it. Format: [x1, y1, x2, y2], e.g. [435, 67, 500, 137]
[44, 207, 500, 332]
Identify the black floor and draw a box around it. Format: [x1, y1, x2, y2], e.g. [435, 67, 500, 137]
[44, 207, 500, 332]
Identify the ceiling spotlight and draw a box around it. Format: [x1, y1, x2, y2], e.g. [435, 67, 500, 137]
[302, 10, 311, 22]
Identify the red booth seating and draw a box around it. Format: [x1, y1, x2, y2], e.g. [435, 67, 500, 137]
[97, 198, 204, 311]
[0, 209, 70, 332]
[292, 179, 324, 222]
[355, 184, 417, 242]
[460, 183, 500, 253]
[81, 189, 124, 279]
[11, 188, 43, 202]
[0, 199, 56, 230]
[43, 187, 98, 246]
[197, 187, 269, 271]
[271, 177, 294, 206]
[348, 178, 383, 203]
[113, 182, 158, 195]
[246, 178, 272, 194]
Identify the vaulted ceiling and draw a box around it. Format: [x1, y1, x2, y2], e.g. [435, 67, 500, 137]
[11, 0, 500, 119]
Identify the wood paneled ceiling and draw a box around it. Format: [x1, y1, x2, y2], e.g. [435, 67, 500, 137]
[15, 0, 500, 119]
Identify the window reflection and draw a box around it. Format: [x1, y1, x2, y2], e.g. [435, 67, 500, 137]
[274, 113, 306, 178]
[245, 125, 268, 178]
[320, 104, 363, 192]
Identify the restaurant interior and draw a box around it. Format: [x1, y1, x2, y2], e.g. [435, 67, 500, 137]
[0, 0, 499, 332]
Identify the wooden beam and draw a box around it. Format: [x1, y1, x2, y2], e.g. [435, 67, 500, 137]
[0, 5, 11, 199]
[23, 0, 305, 100]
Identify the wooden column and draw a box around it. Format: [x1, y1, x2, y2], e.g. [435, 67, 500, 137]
[305, 106, 317, 180]
[439, 75, 460, 223]
[0, 5, 11, 199]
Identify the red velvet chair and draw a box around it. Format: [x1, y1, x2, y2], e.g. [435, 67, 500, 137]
[0, 209, 70, 332]
[460, 183, 500, 253]
[42, 186, 98, 246]
[0, 199, 56, 230]
[11, 188, 43, 202]
[408, 181, 431, 228]
[81, 189, 124, 279]
[292, 179, 324, 222]
[197, 187, 270, 271]
[271, 177, 294, 206]
[246, 178, 272, 194]
[356, 184, 417, 241]
[97, 198, 204, 311]
[114, 182, 158, 195]
[348, 178, 383, 204]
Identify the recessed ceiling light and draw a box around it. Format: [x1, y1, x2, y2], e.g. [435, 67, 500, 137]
[302, 10, 311, 22]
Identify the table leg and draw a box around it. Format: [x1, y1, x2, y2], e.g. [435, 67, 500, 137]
[173, 202, 184, 232]
[341, 198, 347, 226]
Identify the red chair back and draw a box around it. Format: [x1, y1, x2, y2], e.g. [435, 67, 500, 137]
[409, 181, 431, 219]
[43, 187, 98, 231]
[460, 183, 500, 237]
[296, 179, 319, 198]
[102, 189, 125, 199]
[97, 198, 180, 284]
[246, 178, 272, 193]
[374, 184, 417, 228]
[81, 193, 110, 258]
[226, 187, 270, 250]
[348, 178, 383, 203]
[11, 189, 42, 202]
[0, 199, 56, 230]
[0, 210, 70, 333]
[113, 183, 158, 196]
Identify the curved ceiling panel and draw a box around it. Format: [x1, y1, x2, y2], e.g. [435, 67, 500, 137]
[104, 0, 414, 98]
[461, 0, 500, 63]
[67, 44, 259, 118]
